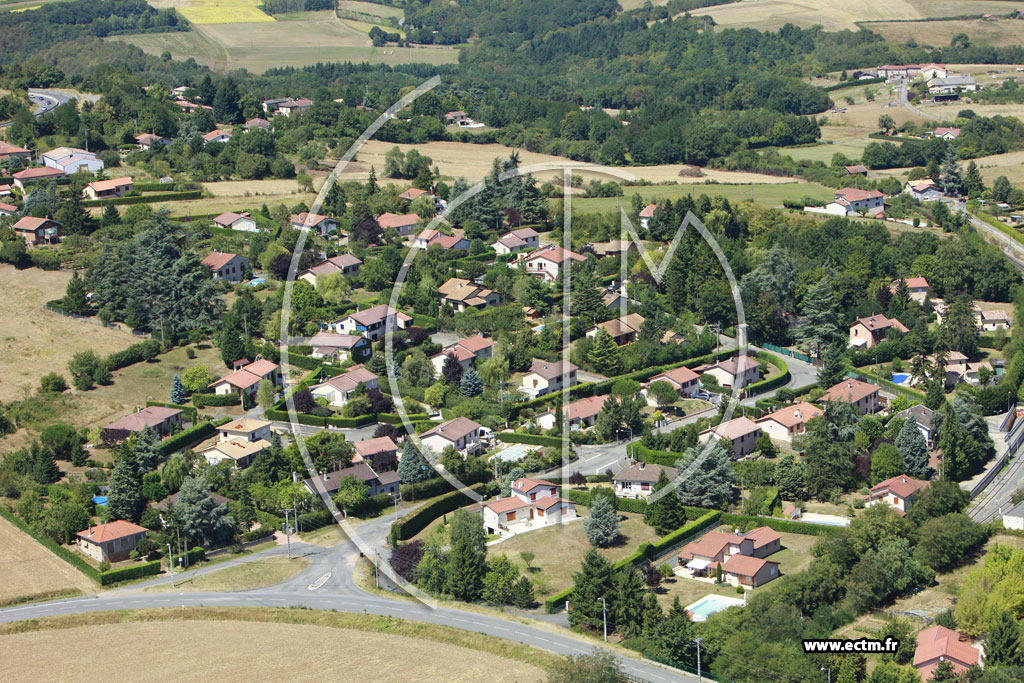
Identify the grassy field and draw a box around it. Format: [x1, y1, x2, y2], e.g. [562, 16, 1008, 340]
[863, 18, 1024, 48]
[338, 0, 403, 19]
[143, 191, 317, 217]
[144, 555, 309, 593]
[564, 182, 835, 214]
[0, 611, 552, 681]
[697, 0, 1024, 31]
[0, 515, 95, 607]
[0, 266, 137, 403]
[202, 178, 305, 198]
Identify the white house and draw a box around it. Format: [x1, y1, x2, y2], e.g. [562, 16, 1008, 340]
[895, 404, 936, 448]
[201, 251, 250, 283]
[848, 314, 909, 349]
[905, 178, 941, 202]
[536, 394, 610, 432]
[825, 187, 885, 217]
[219, 418, 272, 443]
[334, 304, 412, 341]
[491, 227, 540, 256]
[202, 129, 232, 144]
[376, 212, 420, 236]
[639, 204, 659, 230]
[613, 462, 678, 499]
[414, 228, 470, 252]
[1002, 500, 1024, 531]
[521, 244, 586, 282]
[42, 147, 104, 174]
[430, 335, 494, 374]
[521, 358, 578, 398]
[291, 211, 339, 236]
[866, 475, 930, 516]
[645, 365, 701, 401]
[699, 416, 761, 458]
[928, 75, 978, 95]
[437, 277, 502, 312]
[756, 402, 823, 444]
[309, 366, 379, 407]
[470, 477, 576, 538]
[307, 332, 369, 363]
[298, 254, 363, 285]
[819, 379, 880, 414]
[933, 127, 961, 140]
[201, 437, 269, 468]
[420, 417, 483, 456]
[700, 355, 760, 390]
[212, 211, 258, 232]
[209, 358, 281, 400]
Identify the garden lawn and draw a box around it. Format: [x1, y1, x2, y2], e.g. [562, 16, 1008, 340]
[144, 555, 309, 593]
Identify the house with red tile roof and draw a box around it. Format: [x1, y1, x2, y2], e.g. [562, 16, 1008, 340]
[639, 203, 659, 229]
[890, 277, 931, 304]
[467, 477, 576, 538]
[12, 216, 61, 246]
[202, 129, 232, 144]
[700, 355, 761, 390]
[306, 331, 369, 363]
[309, 366, 378, 407]
[212, 211, 257, 232]
[76, 521, 149, 563]
[849, 313, 910, 348]
[334, 304, 412, 341]
[0, 140, 31, 160]
[866, 475, 930, 516]
[201, 251, 250, 283]
[420, 417, 483, 456]
[209, 358, 281, 401]
[135, 133, 170, 150]
[102, 406, 183, 443]
[914, 625, 979, 680]
[290, 211, 338, 236]
[437, 277, 501, 312]
[430, 334, 494, 374]
[521, 244, 586, 282]
[844, 164, 869, 175]
[298, 254, 362, 285]
[352, 436, 399, 466]
[12, 166, 65, 191]
[756, 402, 823, 444]
[820, 379, 880, 414]
[933, 127, 961, 140]
[645, 365, 701, 399]
[376, 212, 420, 236]
[491, 227, 540, 256]
[678, 526, 782, 586]
[722, 554, 780, 588]
[678, 530, 754, 577]
[825, 187, 885, 217]
[414, 228, 469, 252]
[700, 416, 761, 458]
[399, 187, 432, 201]
[536, 394, 610, 432]
[0, 201, 16, 216]
[522, 358, 578, 398]
[83, 176, 133, 200]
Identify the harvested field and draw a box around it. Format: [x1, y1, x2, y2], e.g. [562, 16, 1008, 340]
[202, 178, 304, 197]
[2, 612, 550, 682]
[567, 182, 834, 214]
[338, 0, 403, 19]
[0, 266, 136, 402]
[144, 191, 316, 216]
[0, 515, 94, 607]
[864, 18, 1024, 49]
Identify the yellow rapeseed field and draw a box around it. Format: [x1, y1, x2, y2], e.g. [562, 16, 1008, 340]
[178, 0, 274, 25]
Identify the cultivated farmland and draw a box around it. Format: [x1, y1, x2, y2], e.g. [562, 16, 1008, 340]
[566, 182, 835, 214]
[0, 515, 94, 607]
[863, 18, 1024, 49]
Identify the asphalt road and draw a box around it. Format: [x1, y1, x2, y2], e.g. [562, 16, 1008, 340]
[899, 80, 939, 120]
[0, 89, 90, 129]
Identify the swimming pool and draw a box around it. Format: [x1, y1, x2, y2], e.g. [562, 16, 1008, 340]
[891, 373, 910, 384]
[92, 495, 108, 506]
[685, 594, 746, 622]
[492, 443, 535, 463]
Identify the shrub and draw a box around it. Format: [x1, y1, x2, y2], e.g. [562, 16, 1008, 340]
[40, 372, 67, 393]
[99, 560, 161, 585]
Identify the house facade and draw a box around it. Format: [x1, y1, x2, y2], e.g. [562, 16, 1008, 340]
[700, 416, 761, 458]
[76, 521, 149, 563]
[201, 437, 269, 468]
[102, 406, 183, 443]
[756, 402, 823, 444]
[219, 418, 272, 443]
[291, 212, 338, 236]
[83, 177, 133, 200]
[536, 394, 610, 432]
[905, 179, 941, 202]
[848, 314, 910, 348]
[521, 244, 586, 282]
[521, 358, 578, 398]
[213, 211, 258, 232]
[678, 526, 782, 588]
[334, 304, 412, 341]
[438, 277, 502, 312]
[491, 227, 540, 256]
[42, 147, 104, 174]
[298, 254, 363, 285]
[820, 379, 880, 414]
[13, 217, 61, 246]
[302, 463, 400, 498]
[585, 313, 646, 346]
[309, 366, 379, 407]
[201, 251, 250, 283]
[209, 358, 281, 400]
[472, 478, 577, 538]
[866, 475, 930, 516]
[825, 188, 885, 217]
[613, 462, 678, 499]
[376, 212, 421, 236]
[420, 417, 483, 456]
[701, 355, 761, 390]
[430, 335, 494, 374]
[352, 436, 399, 466]
[645, 365, 701, 400]
[307, 331, 369, 363]
[12, 166, 66, 191]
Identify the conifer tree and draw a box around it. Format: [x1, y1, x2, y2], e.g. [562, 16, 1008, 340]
[896, 417, 929, 478]
[170, 374, 185, 405]
[614, 567, 647, 637]
[31, 442, 60, 484]
[107, 450, 144, 522]
[584, 494, 621, 547]
[445, 509, 487, 600]
[62, 271, 89, 315]
[569, 548, 616, 631]
[985, 610, 1023, 667]
[587, 329, 621, 375]
[460, 367, 483, 397]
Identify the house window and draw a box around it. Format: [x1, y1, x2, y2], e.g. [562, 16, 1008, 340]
[506, 512, 516, 522]
[537, 508, 544, 517]
[641, 483, 650, 491]
[530, 493, 536, 501]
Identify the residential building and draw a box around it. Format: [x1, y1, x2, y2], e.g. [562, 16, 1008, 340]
[700, 355, 761, 389]
[491, 227, 540, 256]
[334, 304, 412, 341]
[848, 313, 910, 348]
[469, 478, 576, 537]
[352, 436, 399, 466]
[913, 626, 980, 680]
[437, 277, 501, 312]
[309, 366, 379, 407]
[201, 251, 250, 283]
[600, 287, 626, 310]
[613, 462, 678, 499]
[12, 166, 65, 191]
[83, 177, 133, 200]
[677, 530, 755, 578]
[866, 475, 930, 516]
[585, 313, 646, 346]
[302, 462, 400, 497]
[891, 276, 931, 304]
[276, 98, 314, 116]
[928, 75, 978, 95]
[102, 406, 183, 443]
[244, 118, 271, 132]
[291, 211, 338, 236]
[976, 307, 1011, 332]
[896, 405, 936, 448]
[521, 244, 586, 282]
[298, 254, 363, 285]
[13, 216, 60, 246]
[42, 147, 103, 174]
[928, 350, 970, 386]
[0, 202, 15, 216]
[76, 521, 149, 563]
[420, 417, 483, 456]
[905, 178, 942, 202]
[414, 228, 469, 252]
[445, 110, 468, 124]
[722, 554, 780, 588]
[844, 164, 869, 176]
[756, 402, 824, 444]
[153, 490, 229, 514]
[700, 416, 761, 458]
[212, 211, 258, 232]
[135, 133, 169, 150]
[430, 335, 494, 374]
[678, 526, 782, 587]
[536, 394, 610, 432]
[639, 204, 659, 230]
[933, 127, 961, 140]
[219, 418, 272, 443]
[399, 187, 432, 202]
[201, 437, 269, 468]
[645, 365, 701, 399]
[744, 526, 782, 558]
[0, 140, 31, 160]
[877, 63, 947, 80]
[0, 184, 12, 197]
[209, 358, 281, 400]
[825, 188, 885, 217]
[202, 129, 232, 144]
[376, 212, 420, 236]
[521, 358, 578, 398]
[307, 332, 369, 363]
[1002, 499, 1024, 531]
[820, 379, 880, 414]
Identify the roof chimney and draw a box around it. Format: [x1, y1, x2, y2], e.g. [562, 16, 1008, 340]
[794, 409, 802, 419]
[902, 476, 906, 483]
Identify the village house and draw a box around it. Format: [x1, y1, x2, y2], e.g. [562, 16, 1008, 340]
[83, 177, 133, 200]
[309, 366, 379, 407]
[645, 365, 701, 400]
[202, 129, 233, 145]
[0, 202, 15, 217]
[890, 276, 931, 304]
[0, 140, 31, 160]
[933, 127, 961, 140]
[756, 402, 824, 444]
[76, 521, 149, 563]
[420, 417, 483, 456]
[0, 184, 12, 197]
[244, 118, 271, 132]
[895, 405, 936, 448]
[639, 204, 659, 230]
[825, 188, 885, 217]
[700, 355, 761, 390]
[678, 526, 782, 587]
[153, 490, 230, 517]
[469, 478, 576, 538]
[844, 164, 869, 176]
[913, 626, 980, 680]
[42, 147, 104, 174]
[613, 462, 677, 499]
[600, 286, 626, 311]
[12, 216, 61, 246]
[437, 277, 502, 312]
[307, 331, 369, 363]
[352, 436, 399, 466]
[927, 350, 970, 386]
[201, 437, 269, 468]
[201, 251, 250, 283]
[399, 187, 432, 202]
[521, 244, 586, 282]
[536, 394, 610, 432]
[334, 304, 412, 341]
[491, 227, 540, 256]
[302, 462, 400, 498]
[430, 335, 494, 374]
[721, 554, 781, 589]
[291, 211, 339, 236]
[877, 63, 947, 80]
[905, 178, 941, 202]
[212, 211, 258, 232]
[175, 100, 213, 114]
[820, 379, 880, 414]
[678, 530, 753, 578]
[376, 212, 421, 236]
[585, 312, 646, 346]
[219, 418, 272, 443]
[700, 416, 761, 458]
[12, 166, 66, 191]
[298, 254, 363, 285]
[588, 240, 636, 258]
[445, 110, 468, 125]
[209, 358, 281, 401]
[522, 358, 579, 398]
[135, 133, 169, 150]
[276, 98, 314, 117]
[414, 228, 470, 252]
[102, 406, 183, 443]
[928, 75, 978, 96]
[848, 313, 910, 348]
[866, 475, 930, 516]
[976, 307, 1011, 332]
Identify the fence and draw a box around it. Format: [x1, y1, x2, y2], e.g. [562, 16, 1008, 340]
[761, 342, 812, 363]
[43, 304, 141, 337]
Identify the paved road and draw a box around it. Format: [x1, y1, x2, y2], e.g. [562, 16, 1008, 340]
[899, 79, 939, 120]
[0, 89, 97, 129]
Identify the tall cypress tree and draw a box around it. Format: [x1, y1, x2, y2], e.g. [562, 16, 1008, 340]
[896, 417, 929, 478]
[614, 567, 647, 637]
[170, 374, 185, 405]
[107, 449, 144, 522]
[31, 442, 61, 484]
[644, 469, 686, 535]
[62, 271, 89, 315]
[445, 509, 487, 600]
[569, 548, 616, 631]
[219, 312, 246, 368]
[796, 276, 840, 356]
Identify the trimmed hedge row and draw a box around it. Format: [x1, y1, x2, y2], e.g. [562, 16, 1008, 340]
[563, 488, 648, 515]
[284, 353, 322, 371]
[0, 506, 100, 582]
[378, 412, 429, 425]
[391, 483, 489, 543]
[168, 546, 206, 570]
[823, 76, 884, 91]
[146, 400, 198, 422]
[262, 409, 377, 428]
[719, 513, 842, 536]
[107, 339, 163, 371]
[191, 392, 241, 408]
[743, 352, 790, 398]
[82, 190, 202, 208]
[632, 443, 687, 468]
[401, 469, 492, 501]
[158, 418, 230, 457]
[99, 560, 161, 585]
[496, 432, 567, 448]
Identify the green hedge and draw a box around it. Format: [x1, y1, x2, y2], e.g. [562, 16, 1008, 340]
[401, 470, 492, 501]
[82, 190, 202, 208]
[823, 76, 885, 91]
[391, 483, 489, 542]
[327, 414, 377, 428]
[719, 513, 842, 536]
[496, 432, 567, 448]
[649, 510, 722, 558]
[106, 339, 163, 371]
[168, 546, 206, 569]
[563, 488, 647, 515]
[146, 401, 198, 422]
[284, 353, 322, 371]
[744, 352, 790, 398]
[545, 586, 575, 614]
[632, 443, 687, 468]
[191, 392, 242, 408]
[99, 560, 161, 585]
[847, 369, 926, 401]
[378, 412, 429, 425]
[0, 506, 99, 582]
[158, 418, 230, 457]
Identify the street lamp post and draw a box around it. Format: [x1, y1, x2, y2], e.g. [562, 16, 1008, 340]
[821, 667, 832, 683]
[694, 637, 703, 683]
[599, 597, 607, 642]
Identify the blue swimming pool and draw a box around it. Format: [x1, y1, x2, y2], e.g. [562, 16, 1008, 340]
[685, 594, 745, 621]
[891, 373, 910, 384]
[92, 496, 108, 506]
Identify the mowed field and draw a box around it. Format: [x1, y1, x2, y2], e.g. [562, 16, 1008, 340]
[0, 266, 137, 402]
[0, 515, 95, 607]
[567, 182, 835, 214]
[2, 619, 549, 682]
[697, 0, 1024, 31]
[864, 18, 1024, 48]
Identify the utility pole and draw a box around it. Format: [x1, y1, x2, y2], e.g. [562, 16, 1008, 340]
[599, 597, 607, 642]
[694, 637, 703, 683]
[280, 501, 296, 559]
[821, 667, 832, 683]
[168, 543, 175, 588]
[292, 494, 299, 535]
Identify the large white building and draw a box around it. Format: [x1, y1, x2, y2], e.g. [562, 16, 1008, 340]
[42, 147, 104, 174]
